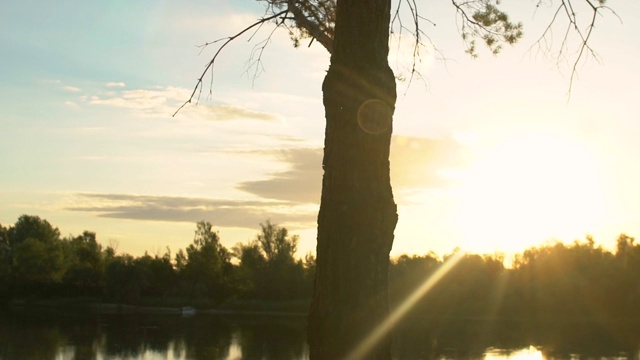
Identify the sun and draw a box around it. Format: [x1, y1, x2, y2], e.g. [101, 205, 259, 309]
[452, 131, 608, 255]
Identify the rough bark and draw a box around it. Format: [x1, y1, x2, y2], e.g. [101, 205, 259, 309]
[308, 0, 397, 359]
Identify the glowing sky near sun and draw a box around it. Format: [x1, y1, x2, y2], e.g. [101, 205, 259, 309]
[1, 0, 640, 259]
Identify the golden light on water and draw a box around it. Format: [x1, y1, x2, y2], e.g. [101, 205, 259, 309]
[484, 346, 545, 360]
[346, 251, 466, 360]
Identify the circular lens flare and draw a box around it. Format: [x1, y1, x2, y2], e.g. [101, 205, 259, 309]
[357, 99, 392, 134]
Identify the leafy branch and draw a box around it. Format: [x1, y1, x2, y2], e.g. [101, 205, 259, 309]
[451, 0, 524, 57]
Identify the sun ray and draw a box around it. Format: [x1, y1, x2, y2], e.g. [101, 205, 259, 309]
[346, 251, 466, 360]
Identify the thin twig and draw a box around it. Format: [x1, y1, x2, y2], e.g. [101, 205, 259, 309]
[173, 10, 288, 117]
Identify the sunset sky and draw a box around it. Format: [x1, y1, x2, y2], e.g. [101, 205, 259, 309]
[2, 0, 639, 259]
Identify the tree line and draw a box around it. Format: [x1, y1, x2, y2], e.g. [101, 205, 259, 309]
[0, 215, 313, 308]
[389, 235, 640, 323]
[2, 214, 640, 323]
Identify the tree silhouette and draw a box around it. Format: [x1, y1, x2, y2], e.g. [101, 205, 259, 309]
[180, 221, 232, 301]
[233, 220, 308, 300]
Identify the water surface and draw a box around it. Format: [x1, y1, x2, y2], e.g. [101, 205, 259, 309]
[0, 309, 638, 359]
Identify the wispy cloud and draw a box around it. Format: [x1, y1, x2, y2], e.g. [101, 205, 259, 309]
[87, 85, 279, 121]
[63, 85, 82, 92]
[88, 86, 187, 114]
[68, 193, 316, 229]
[193, 104, 279, 122]
[106, 82, 126, 88]
[64, 101, 79, 108]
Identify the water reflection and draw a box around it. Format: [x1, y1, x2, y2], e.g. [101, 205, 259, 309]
[0, 309, 638, 360]
[0, 309, 307, 360]
[484, 346, 544, 360]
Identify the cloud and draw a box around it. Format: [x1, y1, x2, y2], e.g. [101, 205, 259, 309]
[237, 136, 469, 203]
[67, 193, 317, 229]
[106, 82, 126, 88]
[390, 135, 470, 190]
[64, 101, 79, 108]
[63, 85, 82, 92]
[66, 137, 467, 228]
[195, 104, 279, 122]
[89, 86, 187, 114]
[238, 148, 323, 204]
[88, 85, 279, 121]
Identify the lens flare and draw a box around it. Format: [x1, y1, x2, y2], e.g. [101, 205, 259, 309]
[346, 251, 466, 360]
[357, 99, 392, 134]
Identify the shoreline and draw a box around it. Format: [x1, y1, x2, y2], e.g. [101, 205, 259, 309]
[5, 298, 309, 317]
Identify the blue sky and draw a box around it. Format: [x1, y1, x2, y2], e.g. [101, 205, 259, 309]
[2, 0, 640, 259]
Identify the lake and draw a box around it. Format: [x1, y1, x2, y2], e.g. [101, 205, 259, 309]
[1, 308, 638, 359]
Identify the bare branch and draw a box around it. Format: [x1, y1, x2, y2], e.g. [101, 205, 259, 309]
[390, 0, 447, 92]
[528, 0, 620, 96]
[173, 9, 288, 117]
[176, 0, 619, 115]
[244, 19, 286, 84]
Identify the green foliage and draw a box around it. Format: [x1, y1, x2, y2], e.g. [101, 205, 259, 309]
[256, 220, 298, 263]
[12, 238, 64, 291]
[61, 231, 104, 296]
[261, 0, 523, 58]
[1, 215, 65, 296]
[8, 215, 60, 247]
[5, 214, 640, 321]
[260, 0, 336, 48]
[0, 224, 10, 297]
[179, 221, 233, 301]
[104, 254, 139, 303]
[453, 0, 524, 57]
[233, 220, 311, 300]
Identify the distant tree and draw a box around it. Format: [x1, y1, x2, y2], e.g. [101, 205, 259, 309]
[613, 234, 640, 317]
[61, 231, 104, 296]
[5, 216, 64, 296]
[174, 248, 187, 272]
[134, 250, 177, 298]
[8, 215, 60, 247]
[388, 253, 441, 316]
[256, 220, 298, 263]
[303, 252, 317, 292]
[104, 254, 144, 304]
[233, 220, 308, 300]
[12, 237, 64, 296]
[104, 251, 176, 304]
[512, 239, 619, 321]
[0, 224, 9, 298]
[233, 241, 266, 298]
[615, 234, 637, 268]
[0, 223, 8, 252]
[179, 221, 232, 301]
[256, 220, 305, 299]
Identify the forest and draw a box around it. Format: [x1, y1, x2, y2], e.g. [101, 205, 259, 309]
[1, 214, 640, 323]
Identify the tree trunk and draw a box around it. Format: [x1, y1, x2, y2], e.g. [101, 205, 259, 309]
[308, 0, 397, 359]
